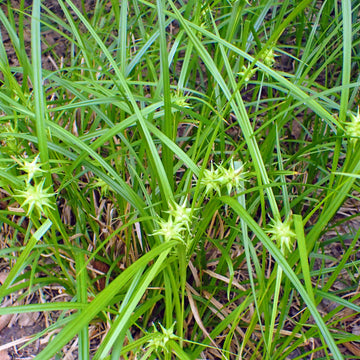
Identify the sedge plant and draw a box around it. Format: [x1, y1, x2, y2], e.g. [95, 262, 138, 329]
[1, 0, 360, 359]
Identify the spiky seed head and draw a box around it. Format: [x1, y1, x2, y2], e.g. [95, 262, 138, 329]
[146, 322, 177, 354]
[171, 91, 191, 108]
[200, 163, 223, 196]
[152, 216, 186, 242]
[346, 107, 360, 141]
[15, 155, 45, 183]
[166, 201, 193, 232]
[218, 159, 247, 195]
[262, 48, 276, 67]
[238, 65, 257, 83]
[201, 160, 247, 196]
[89, 178, 111, 197]
[267, 216, 296, 253]
[16, 180, 55, 217]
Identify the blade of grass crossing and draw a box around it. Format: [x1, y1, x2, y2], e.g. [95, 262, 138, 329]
[278, 194, 360, 357]
[278, 227, 360, 357]
[275, 123, 291, 215]
[168, 340, 192, 360]
[57, 0, 93, 76]
[316, 289, 360, 314]
[294, 214, 315, 303]
[245, 0, 272, 52]
[267, 267, 282, 358]
[109, 270, 144, 360]
[321, 226, 360, 293]
[125, 28, 160, 77]
[169, 260, 185, 346]
[304, 145, 360, 259]
[0, 7, 32, 77]
[76, 252, 89, 360]
[192, 295, 255, 359]
[119, 0, 128, 71]
[31, 0, 50, 175]
[157, 0, 174, 190]
[237, 180, 267, 350]
[47, 122, 149, 218]
[177, 40, 193, 90]
[339, 0, 352, 124]
[163, 270, 174, 330]
[0, 302, 86, 316]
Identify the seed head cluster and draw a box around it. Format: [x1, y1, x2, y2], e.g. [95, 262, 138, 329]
[14, 155, 55, 217]
[201, 159, 247, 196]
[152, 201, 194, 244]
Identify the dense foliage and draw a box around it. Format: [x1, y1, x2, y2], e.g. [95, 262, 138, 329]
[1, 0, 360, 359]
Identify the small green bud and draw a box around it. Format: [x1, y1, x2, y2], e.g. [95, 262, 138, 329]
[346, 107, 360, 141]
[267, 216, 296, 254]
[146, 322, 177, 355]
[262, 48, 276, 67]
[238, 65, 257, 83]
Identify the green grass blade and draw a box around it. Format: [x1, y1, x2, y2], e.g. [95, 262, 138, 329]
[76, 252, 89, 360]
[157, 0, 174, 189]
[294, 214, 315, 303]
[31, 0, 50, 173]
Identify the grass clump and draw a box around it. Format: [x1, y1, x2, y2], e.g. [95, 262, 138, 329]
[1, 0, 360, 359]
